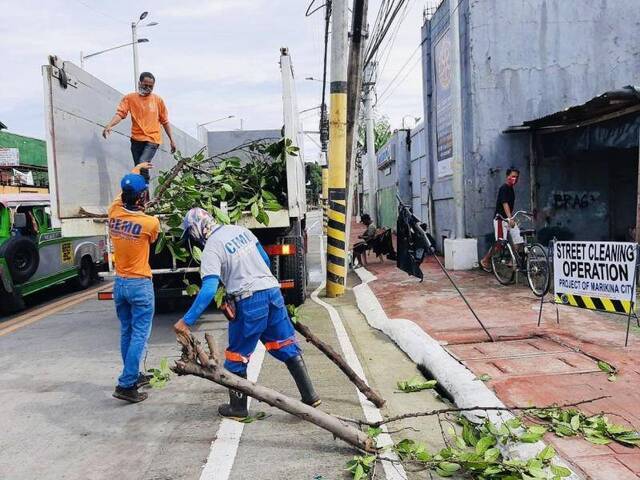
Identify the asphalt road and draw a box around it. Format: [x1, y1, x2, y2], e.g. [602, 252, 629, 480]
[0, 210, 449, 480]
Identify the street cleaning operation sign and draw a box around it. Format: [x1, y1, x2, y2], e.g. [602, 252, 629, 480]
[553, 241, 637, 314]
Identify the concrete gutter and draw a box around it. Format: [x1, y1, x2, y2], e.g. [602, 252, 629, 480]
[353, 267, 582, 479]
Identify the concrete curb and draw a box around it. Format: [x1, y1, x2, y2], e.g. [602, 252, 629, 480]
[352, 267, 582, 479]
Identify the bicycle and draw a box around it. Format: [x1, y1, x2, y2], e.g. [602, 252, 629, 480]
[490, 211, 550, 297]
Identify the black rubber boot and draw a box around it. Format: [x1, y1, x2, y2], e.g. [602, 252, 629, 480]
[286, 355, 321, 407]
[218, 372, 249, 420]
[113, 385, 148, 403]
[136, 372, 153, 388]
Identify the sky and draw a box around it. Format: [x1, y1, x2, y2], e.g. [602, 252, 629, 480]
[0, 0, 434, 163]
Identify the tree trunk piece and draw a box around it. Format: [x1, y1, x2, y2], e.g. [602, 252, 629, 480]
[294, 320, 386, 408]
[172, 332, 376, 454]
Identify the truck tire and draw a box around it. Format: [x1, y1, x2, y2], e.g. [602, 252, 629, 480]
[282, 236, 307, 306]
[73, 256, 95, 290]
[0, 236, 39, 284]
[0, 289, 25, 315]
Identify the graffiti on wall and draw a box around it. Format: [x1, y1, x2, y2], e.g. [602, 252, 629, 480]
[545, 190, 607, 217]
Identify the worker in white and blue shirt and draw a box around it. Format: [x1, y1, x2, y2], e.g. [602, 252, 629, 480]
[174, 207, 320, 419]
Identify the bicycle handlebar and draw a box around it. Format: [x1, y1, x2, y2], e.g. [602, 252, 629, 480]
[495, 210, 533, 222]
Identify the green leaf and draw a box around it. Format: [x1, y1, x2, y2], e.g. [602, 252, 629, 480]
[570, 415, 581, 431]
[506, 417, 523, 429]
[396, 377, 437, 393]
[537, 444, 556, 461]
[191, 245, 203, 263]
[367, 427, 382, 439]
[585, 436, 612, 445]
[256, 210, 270, 226]
[551, 464, 572, 477]
[608, 374, 617, 382]
[476, 436, 495, 455]
[213, 205, 231, 224]
[353, 463, 364, 480]
[154, 232, 167, 254]
[250, 202, 260, 218]
[437, 462, 461, 474]
[476, 373, 492, 382]
[520, 432, 544, 443]
[222, 183, 233, 192]
[597, 360, 615, 374]
[484, 447, 500, 462]
[214, 286, 226, 308]
[185, 284, 200, 297]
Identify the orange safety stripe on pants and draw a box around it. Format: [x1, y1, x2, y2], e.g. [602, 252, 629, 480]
[225, 350, 250, 363]
[264, 337, 296, 351]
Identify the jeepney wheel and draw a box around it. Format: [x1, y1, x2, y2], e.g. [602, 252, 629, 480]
[0, 236, 40, 284]
[74, 256, 96, 290]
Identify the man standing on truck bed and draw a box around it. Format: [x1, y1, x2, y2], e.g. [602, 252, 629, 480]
[102, 72, 177, 182]
[109, 163, 160, 403]
[174, 207, 321, 419]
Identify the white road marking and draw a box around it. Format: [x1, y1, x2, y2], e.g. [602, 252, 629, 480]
[311, 236, 407, 480]
[199, 342, 266, 480]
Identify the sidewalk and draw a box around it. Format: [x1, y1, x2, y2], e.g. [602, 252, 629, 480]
[351, 220, 640, 479]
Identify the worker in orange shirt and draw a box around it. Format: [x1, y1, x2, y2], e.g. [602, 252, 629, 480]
[109, 162, 160, 403]
[102, 72, 177, 182]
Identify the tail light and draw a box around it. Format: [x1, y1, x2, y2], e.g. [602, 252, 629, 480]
[264, 244, 296, 256]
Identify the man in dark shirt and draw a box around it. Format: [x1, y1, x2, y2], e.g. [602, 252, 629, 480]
[480, 168, 523, 271]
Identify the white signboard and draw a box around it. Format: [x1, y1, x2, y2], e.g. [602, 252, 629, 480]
[0, 148, 20, 166]
[553, 241, 637, 311]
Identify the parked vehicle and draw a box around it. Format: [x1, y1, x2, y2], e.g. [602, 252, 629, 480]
[0, 193, 106, 314]
[42, 48, 308, 311]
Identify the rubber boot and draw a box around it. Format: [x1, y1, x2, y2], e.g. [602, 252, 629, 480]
[218, 372, 249, 420]
[285, 355, 321, 407]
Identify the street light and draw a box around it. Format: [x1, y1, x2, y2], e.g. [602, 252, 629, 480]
[196, 115, 235, 142]
[132, 11, 158, 89]
[80, 39, 149, 69]
[401, 115, 419, 130]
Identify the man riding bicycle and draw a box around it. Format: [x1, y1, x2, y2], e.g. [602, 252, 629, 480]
[480, 167, 523, 271]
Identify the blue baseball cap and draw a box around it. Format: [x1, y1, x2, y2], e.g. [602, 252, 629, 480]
[120, 173, 148, 194]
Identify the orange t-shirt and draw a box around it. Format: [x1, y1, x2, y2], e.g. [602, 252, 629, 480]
[116, 93, 169, 145]
[108, 197, 160, 278]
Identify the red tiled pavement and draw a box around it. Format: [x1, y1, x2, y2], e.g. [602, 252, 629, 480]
[356, 220, 640, 478]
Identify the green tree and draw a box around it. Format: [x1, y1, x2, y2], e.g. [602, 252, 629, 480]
[305, 162, 323, 206]
[357, 115, 392, 154]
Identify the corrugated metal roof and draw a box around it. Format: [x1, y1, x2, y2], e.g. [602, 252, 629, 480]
[505, 86, 640, 132]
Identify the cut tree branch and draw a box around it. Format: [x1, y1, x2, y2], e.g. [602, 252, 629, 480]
[171, 332, 376, 453]
[294, 320, 386, 408]
[337, 395, 611, 428]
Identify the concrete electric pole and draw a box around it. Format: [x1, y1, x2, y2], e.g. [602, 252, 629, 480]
[326, 0, 349, 298]
[363, 62, 378, 222]
[344, 0, 369, 261]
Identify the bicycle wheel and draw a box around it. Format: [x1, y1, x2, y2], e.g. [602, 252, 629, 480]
[491, 240, 516, 285]
[527, 243, 550, 297]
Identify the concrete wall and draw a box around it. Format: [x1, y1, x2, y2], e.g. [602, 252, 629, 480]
[421, 0, 640, 254]
[207, 129, 281, 163]
[376, 130, 412, 229]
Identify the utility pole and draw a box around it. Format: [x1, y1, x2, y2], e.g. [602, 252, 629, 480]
[131, 21, 140, 90]
[344, 0, 369, 258]
[326, 0, 349, 298]
[450, 0, 465, 238]
[363, 62, 378, 221]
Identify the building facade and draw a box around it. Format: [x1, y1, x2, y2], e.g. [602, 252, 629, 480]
[419, 0, 640, 254]
[376, 129, 411, 230]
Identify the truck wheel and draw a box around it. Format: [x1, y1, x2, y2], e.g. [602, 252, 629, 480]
[282, 236, 307, 306]
[1, 236, 40, 284]
[0, 289, 25, 315]
[73, 256, 95, 290]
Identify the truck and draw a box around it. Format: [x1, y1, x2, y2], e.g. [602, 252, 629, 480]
[42, 48, 308, 309]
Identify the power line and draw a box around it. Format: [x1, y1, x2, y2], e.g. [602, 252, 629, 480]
[73, 0, 127, 24]
[376, 55, 421, 107]
[376, 42, 421, 100]
[364, 0, 407, 67]
[376, 0, 413, 80]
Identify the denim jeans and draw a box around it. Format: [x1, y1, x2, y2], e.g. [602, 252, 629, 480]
[114, 277, 155, 388]
[130, 140, 159, 182]
[225, 287, 300, 375]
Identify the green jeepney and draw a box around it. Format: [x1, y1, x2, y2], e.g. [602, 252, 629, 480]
[0, 193, 107, 314]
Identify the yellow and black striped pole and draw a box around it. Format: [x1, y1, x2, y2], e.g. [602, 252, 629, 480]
[326, 0, 348, 298]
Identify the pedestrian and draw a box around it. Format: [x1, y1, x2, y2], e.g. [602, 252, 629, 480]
[102, 72, 177, 182]
[174, 207, 321, 419]
[109, 163, 160, 403]
[353, 214, 377, 266]
[480, 167, 524, 271]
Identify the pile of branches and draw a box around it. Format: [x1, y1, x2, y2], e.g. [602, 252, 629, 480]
[148, 138, 298, 262]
